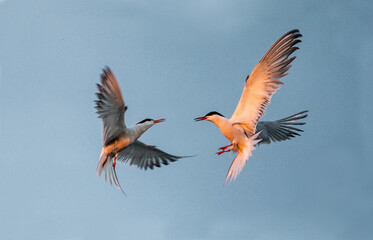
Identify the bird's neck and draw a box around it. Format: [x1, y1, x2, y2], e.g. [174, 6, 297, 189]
[128, 123, 153, 141]
[210, 115, 230, 130]
[209, 116, 237, 142]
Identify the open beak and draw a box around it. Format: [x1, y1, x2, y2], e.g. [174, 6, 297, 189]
[194, 116, 207, 122]
[154, 118, 165, 124]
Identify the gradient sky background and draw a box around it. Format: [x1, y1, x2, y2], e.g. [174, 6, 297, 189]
[1, 0, 372, 239]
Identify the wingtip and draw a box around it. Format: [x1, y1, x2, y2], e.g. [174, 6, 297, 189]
[103, 65, 111, 72]
[101, 66, 113, 79]
[289, 29, 301, 35]
[181, 155, 197, 159]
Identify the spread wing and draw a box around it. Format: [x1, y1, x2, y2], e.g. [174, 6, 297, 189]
[95, 67, 128, 146]
[256, 110, 308, 145]
[116, 141, 183, 170]
[231, 29, 302, 134]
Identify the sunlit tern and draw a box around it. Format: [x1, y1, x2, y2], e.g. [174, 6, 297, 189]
[95, 67, 183, 194]
[195, 29, 303, 183]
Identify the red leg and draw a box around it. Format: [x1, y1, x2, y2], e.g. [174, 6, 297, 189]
[219, 144, 232, 150]
[216, 149, 231, 155]
[113, 153, 118, 168]
[102, 153, 110, 166]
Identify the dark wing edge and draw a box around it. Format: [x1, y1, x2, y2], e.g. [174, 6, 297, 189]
[255, 110, 308, 145]
[116, 140, 187, 170]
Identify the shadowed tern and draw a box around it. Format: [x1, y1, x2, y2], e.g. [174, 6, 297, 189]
[95, 67, 184, 194]
[195, 29, 305, 183]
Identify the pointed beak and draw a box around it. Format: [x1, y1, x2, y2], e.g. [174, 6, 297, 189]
[154, 118, 165, 124]
[194, 116, 207, 122]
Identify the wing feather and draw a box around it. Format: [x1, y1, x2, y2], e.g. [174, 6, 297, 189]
[95, 67, 128, 146]
[255, 110, 308, 145]
[231, 30, 302, 134]
[116, 141, 184, 170]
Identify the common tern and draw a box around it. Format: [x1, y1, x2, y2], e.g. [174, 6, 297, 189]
[195, 29, 303, 183]
[95, 67, 183, 194]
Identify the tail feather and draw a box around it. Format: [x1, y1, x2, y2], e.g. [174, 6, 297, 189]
[96, 149, 126, 195]
[96, 149, 107, 177]
[225, 132, 261, 183]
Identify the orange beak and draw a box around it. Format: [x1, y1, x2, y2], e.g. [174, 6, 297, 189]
[194, 116, 207, 121]
[154, 118, 165, 124]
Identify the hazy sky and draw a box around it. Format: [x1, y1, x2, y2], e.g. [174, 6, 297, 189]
[1, 0, 372, 239]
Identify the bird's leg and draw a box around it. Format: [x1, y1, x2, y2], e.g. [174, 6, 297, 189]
[102, 153, 110, 166]
[217, 148, 231, 155]
[113, 153, 118, 168]
[219, 144, 233, 150]
[217, 143, 233, 155]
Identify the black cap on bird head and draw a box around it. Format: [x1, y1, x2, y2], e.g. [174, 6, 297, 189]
[136, 118, 154, 124]
[204, 111, 224, 117]
[194, 111, 224, 121]
[137, 118, 165, 125]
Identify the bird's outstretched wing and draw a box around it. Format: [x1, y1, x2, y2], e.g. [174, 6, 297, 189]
[116, 141, 183, 170]
[256, 110, 308, 145]
[231, 29, 302, 134]
[95, 67, 128, 146]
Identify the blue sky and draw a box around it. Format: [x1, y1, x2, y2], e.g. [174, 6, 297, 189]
[0, 0, 372, 239]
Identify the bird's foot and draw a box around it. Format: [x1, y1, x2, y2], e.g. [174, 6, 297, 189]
[217, 149, 231, 155]
[112, 153, 118, 168]
[219, 144, 232, 150]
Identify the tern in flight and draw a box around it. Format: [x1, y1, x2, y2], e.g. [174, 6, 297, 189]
[95, 67, 184, 194]
[195, 29, 305, 183]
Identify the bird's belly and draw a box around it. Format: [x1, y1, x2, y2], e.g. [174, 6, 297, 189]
[221, 125, 245, 143]
[104, 138, 131, 154]
[221, 127, 247, 153]
[115, 138, 131, 151]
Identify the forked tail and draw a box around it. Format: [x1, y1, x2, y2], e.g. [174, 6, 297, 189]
[225, 131, 262, 183]
[96, 149, 126, 195]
